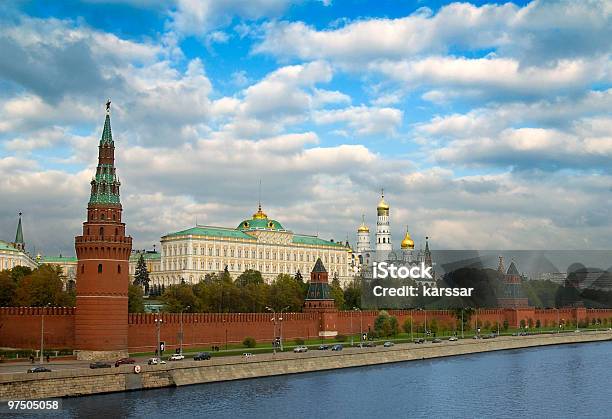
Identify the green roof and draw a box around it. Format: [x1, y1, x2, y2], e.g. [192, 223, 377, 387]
[130, 252, 161, 262]
[15, 214, 24, 245]
[100, 113, 113, 145]
[292, 235, 346, 248]
[42, 256, 77, 263]
[0, 241, 18, 252]
[165, 226, 256, 240]
[237, 218, 285, 231]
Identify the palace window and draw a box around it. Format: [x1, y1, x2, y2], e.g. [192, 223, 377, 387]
[98, 264, 102, 273]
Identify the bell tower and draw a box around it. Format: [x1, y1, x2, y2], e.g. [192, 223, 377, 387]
[74, 100, 132, 360]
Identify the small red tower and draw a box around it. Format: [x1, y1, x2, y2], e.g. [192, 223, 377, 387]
[304, 258, 338, 338]
[74, 100, 132, 360]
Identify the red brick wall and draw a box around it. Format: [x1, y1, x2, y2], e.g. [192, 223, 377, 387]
[0, 307, 75, 349]
[3, 307, 612, 353]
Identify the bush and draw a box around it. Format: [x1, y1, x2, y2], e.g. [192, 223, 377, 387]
[242, 337, 256, 348]
[335, 334, 347, 342]
[294, 338, 305, 345]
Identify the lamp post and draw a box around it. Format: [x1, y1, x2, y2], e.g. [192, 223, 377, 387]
[179, 305, 190, 355]
[279, 306, 289, 351]
[266, 306, 277, 355]
[354, 308, 363, 344]
[410, 309, 414, 341]
[155, 312, 163, 360]
[461, 308, 464, 339]
[40, 304, 50, 364]
[557, 308, 560, 334]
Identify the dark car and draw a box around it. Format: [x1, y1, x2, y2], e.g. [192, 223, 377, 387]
[432, 338, 442, 343]
[318, 344, 330, 350]
[365, 341, 376, 347]
[331, 344, 343, 351]
[89, 361, 111, 369]
[115, 358, 136, 367]
[194, 352, 211, 361]
[414, 338, 425, 344]
[27, 366, 51, 373]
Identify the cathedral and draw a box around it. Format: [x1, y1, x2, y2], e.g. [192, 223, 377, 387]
[354, 191, 435, 285]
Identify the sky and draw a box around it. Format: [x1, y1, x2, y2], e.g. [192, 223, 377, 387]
[0, 0, 610, 256]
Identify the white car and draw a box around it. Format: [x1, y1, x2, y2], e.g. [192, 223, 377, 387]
[449, 336, 458, 341]
[293, 346, 308, 353]
[148, 357, 166, 365]
[169, 354, 185, 361]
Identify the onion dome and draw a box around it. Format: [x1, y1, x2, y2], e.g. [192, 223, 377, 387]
[252, 203, 268, 220]
[237, 203, 285, 231]
[357, 214, 369, 233]
[401, 226, 415, 249]
[377, 190, 389, 215]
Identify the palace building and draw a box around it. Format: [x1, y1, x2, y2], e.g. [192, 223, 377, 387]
[0, 213, 38, 272]
[150, 203, 353, 287]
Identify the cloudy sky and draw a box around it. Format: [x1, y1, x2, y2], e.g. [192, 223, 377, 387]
[0, 0, 610, 256]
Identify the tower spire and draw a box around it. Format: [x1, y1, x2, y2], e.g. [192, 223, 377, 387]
[14, 212, 24, 251]
[90, 101, 120, 205]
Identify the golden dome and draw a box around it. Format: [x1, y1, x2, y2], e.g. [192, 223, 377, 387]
[401, 226, 415, 249]
[377, 189, 389, 211]
[252, 203, 268, 219]
[357, 214, 369, 233]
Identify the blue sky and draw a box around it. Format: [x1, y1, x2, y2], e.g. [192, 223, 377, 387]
[0, 0, 610, 255]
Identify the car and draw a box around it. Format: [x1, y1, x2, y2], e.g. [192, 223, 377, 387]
[242, 352, 254, 358]
[383, 341, 394, 347]
[89, 361, 111, 369]
[115, 358, 136, 367]
[147, 358, 166, 365]
[473, 335, 481, 339]
[27, 366, 51, 373]
[432, 338, 442, 343]
[448, 336, 458, 341]
[193, 352, 211, 361]
[169, 354, 185, 361]
[318, 344, 330, 350]
[331, 344, 343, 351]
[414, 338, 425, 344]
[293, 345, 308, 353]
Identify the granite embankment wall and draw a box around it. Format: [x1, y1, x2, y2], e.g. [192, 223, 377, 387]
[3, 307, 612, 353]
[1, 331, 611, 401]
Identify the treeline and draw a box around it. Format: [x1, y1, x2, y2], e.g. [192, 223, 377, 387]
[130, 269, 363, 313]
[0, 266, 75, 307]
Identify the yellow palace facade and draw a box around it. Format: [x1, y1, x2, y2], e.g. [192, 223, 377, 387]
[150, 205, 354, 287]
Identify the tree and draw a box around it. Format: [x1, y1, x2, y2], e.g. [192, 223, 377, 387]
[13, 265, 74, 307]
[133, 254, 150, 294]
[294, 270, 304, 283]
[236, 269, 264, 287]
[268, 274, 304, 312]
[128, 283, 145, 313]
[344, 281, 361, 309]
[330, 277, 345, 309]
[243, 336, 256, 348]
[0, 271, 17, 306]
[161, 283, 199, 313]
[374, 310, 398, 338]
[402, 317, 412, 334]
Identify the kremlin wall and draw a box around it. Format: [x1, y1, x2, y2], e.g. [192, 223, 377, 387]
[2, 306, 612, 354]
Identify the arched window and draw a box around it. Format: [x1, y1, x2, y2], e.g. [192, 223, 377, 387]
[115, 228, 118, 236]
[98, 263, 103, 273]
[118, 264, 121, 274]
[112, 214, 116, 221]
[101, 213, 106, 220]
[99, 227, 104, 236]
[81, 265, 85, 274]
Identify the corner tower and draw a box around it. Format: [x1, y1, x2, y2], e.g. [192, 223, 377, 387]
[304, 258, 338, 338]
[74, 100, 132, 360]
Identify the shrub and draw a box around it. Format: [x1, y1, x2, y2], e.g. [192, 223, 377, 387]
[294, 337, 305, 346]
[242, 337, 256, 348]
[335, 334, 347, 342]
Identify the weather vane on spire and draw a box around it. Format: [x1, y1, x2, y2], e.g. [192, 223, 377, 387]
[106, 98, 111, 114]
[381, 188, 384, 197]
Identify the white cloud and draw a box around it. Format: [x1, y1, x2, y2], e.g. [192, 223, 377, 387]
[313, 105, 402, 136]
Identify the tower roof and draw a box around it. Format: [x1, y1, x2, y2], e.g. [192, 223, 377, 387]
[400, 226, 414, 249]
[507, 261, 520, 276]
[15, 212, 24, 245]
[358, 214, 369, 233]
[377, 189, 389, 211]
[312, 257, 327, 273]
[100, 99, 113, 145]
[89, 101, 121, 206]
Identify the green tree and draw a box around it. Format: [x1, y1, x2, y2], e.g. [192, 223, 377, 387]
[330, 277, 345, 309]
[133, 254, 150, 293]
[243, 336, 256, 348]
[13, 265, 74, 307]
[0, 271, 17, 306]
[128, 283, 145, 313]
[402, 317, 412, 334]
[161, 283, 199, 312]
[374, 310, 398, 338]
[268, 274, 304, 312]
[503, 319, 509, 331]
[294, 270, 304, 283]
[236, 269, 264, 287]
[343, 281, 362, 309]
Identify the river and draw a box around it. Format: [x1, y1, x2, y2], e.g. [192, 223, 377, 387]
[23, 341, 612, 418]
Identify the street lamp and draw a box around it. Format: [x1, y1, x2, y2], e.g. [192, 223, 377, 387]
[353, 307, 363, 344]
[265, 306, 277, 355]
[40, 303, 50, 364]
[279, 306, 289, 351]
[155, 312, 163, 360]
[179, 305, 191, 355]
